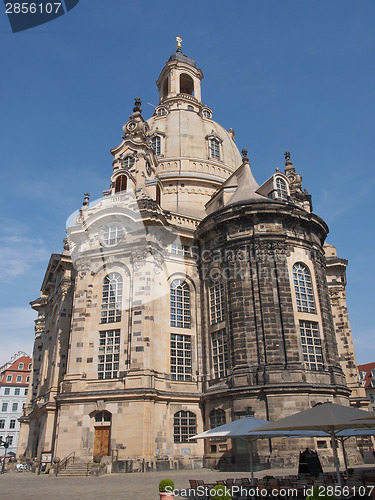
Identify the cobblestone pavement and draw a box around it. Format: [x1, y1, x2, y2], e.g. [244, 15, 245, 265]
[0, 465, 373, 500]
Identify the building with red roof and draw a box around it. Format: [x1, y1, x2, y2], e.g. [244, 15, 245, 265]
[0, 352, 32, 457]
[358, 362, 375, 412]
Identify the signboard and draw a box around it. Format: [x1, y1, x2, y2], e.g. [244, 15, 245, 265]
[41, 452, 52, 463]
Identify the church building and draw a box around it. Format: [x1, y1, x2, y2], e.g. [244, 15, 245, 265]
[18, 42, 366, 470]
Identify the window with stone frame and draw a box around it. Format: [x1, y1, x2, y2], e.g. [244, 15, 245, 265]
[151, 135, 161, 155]
[114, 175, 127, 193]
[299, 320, 324, 371]
[170, 279, 191, 328]
[170, 243, 191, 257]
[275, 177, 288, 200]
[209, 280, 225, 325]
[123, 156, 135, 169]
[9, 419, 16, 429]
[293, 263, 316, 313]
[209, 408, 226, 429]
[95, 411, 111, 423]
[98, 329, 120, 379]
[173, 411, 197, 443]
[209, 138, 220, 160]
[0, 420, 4, 429]
[157, 107, 166, 116]
[170, 333, 192, 381]
[1, 403, 7, 412]
[103, 223, 124, 246]
[101, 273, 123, 324]
[211, 329, 228, 378]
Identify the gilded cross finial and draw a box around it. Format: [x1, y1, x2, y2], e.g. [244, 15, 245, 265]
[83, 193, 90, 206]
[284, 151, 292, 166]
[176, 36, 182, 53]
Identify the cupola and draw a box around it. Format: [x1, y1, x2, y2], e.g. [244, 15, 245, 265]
[156, 37, 204, 104]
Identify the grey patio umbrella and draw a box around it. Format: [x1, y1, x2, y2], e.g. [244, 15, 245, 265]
[190, 416, 326, 485]
[249, 402, 375, 486]
[335, 428, 375, 475]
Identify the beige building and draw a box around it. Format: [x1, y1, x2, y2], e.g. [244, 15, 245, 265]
[18, 45, 366, 471]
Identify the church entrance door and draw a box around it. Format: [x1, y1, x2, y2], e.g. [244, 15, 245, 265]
[94, 427, 110, 457]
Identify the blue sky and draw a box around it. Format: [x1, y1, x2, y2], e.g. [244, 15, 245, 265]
[0, 0, 374, 366]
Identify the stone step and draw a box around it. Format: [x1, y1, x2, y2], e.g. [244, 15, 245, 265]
[58, 462, 92, 476]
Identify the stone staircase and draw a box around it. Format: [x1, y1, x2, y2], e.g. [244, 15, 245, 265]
[58, 461, 92, 477]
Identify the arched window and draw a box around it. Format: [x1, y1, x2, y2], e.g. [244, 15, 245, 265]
[173, 411, 197, 442]
[179, 73, 194, 95]
[209, 409, 226, 429]
[162, 78, 168, 99]
[101, 273, 123, 324]
[276, 177, 288, 201]
[151, 136, 161, 155]
[115, 175, 127, 193]
[170, 279, 190, 328]
[157, 107, 166, 116]
[203, 109, 211, 119]
[95, 411, 111, 423]
[209, 281, 225, 325]
[18, 363, 24, 370]
[293, 263, 316, 313]
[123, 156, 135, 169]
[187, 105, 194, 111]
[209, 138, 220, 160]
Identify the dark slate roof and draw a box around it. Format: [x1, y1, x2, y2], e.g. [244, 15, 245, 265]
[168, 52, 196, 68]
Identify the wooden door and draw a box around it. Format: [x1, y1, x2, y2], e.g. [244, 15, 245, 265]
[94, 427, 110, 457]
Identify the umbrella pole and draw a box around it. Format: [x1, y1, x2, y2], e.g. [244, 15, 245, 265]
[330, 429, 342, 487]
[248, 438, 255, 486]
[339, 437, 349, 477]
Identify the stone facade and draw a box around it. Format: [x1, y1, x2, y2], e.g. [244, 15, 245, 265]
[18, 47, 365, 470]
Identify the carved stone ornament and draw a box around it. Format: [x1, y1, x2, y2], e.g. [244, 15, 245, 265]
[75, 258, 91, 278]
[60, 279, 73, 295]
[130, 249, 149, 270]
[126, 121, 137, 133]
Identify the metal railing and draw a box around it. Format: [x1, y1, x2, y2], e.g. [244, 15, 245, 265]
[55, 451, 75, 476]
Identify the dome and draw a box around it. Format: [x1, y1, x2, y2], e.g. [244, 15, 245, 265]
[147, 109, 241, 219]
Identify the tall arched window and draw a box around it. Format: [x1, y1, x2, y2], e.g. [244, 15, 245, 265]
[179, 73, 194, 95]
[209, 138, 220, 160]
[276, 177, 288, 200]
[173, 411, 197, 442]
[115, 175, 127, 193]
[101, 273, 123, 323]
[209, 281, 225, 325]
[210, 409, 226, 429]
[293, 263, 316, 313]
[151, 136, 161, 155]
[170, 279, 190, 328]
